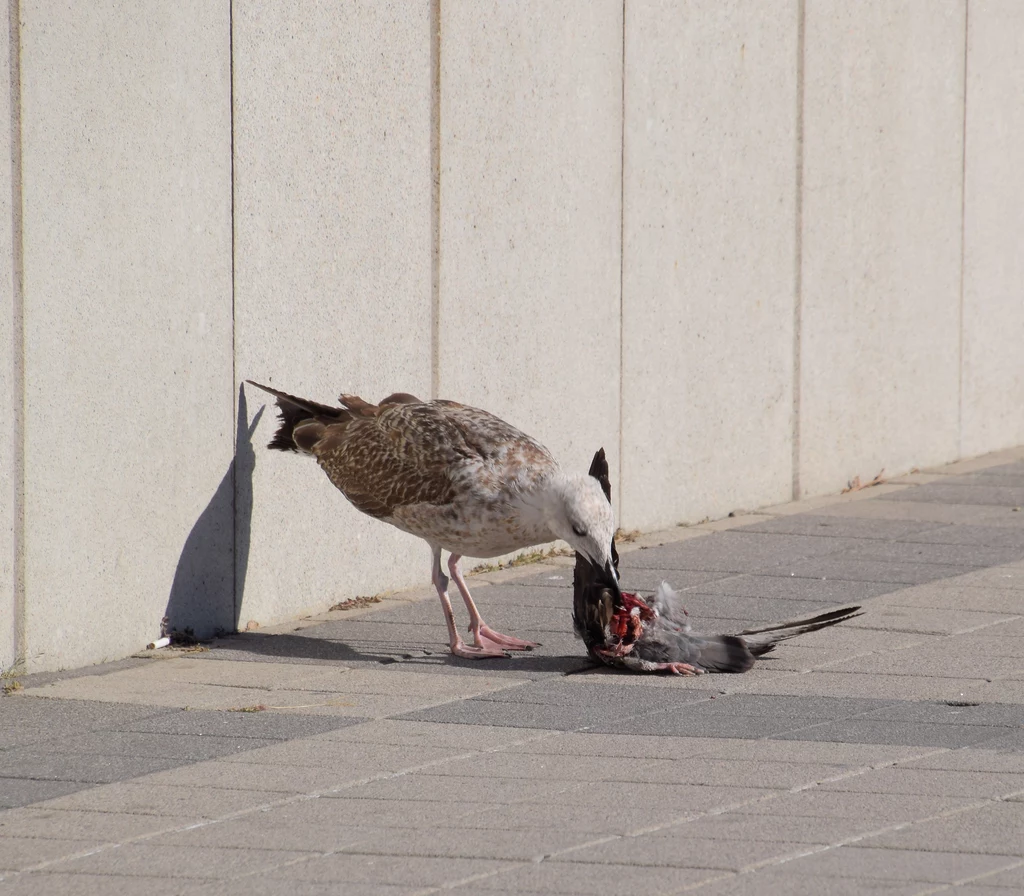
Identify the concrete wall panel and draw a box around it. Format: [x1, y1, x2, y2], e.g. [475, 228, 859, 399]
[233, 2, 434, 625]
[798, 0, 966, 497]
[1, 1, 15, 672]
[437, 1, 623, 496]
[621, 0, 799, 530]
[18, 1, 233, 671]
[960, 0, 1024, 457]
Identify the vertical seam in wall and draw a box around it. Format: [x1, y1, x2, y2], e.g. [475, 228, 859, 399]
[229, 0, 238, 624]
[8, 0, 25, 671]
[430, 0, 441, 399]
[790, 0, 806, 502]
[957, 0, 969, 458]
[616, 0, 625, 514]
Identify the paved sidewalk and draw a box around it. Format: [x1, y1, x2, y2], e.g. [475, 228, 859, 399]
[2, 449, 1024, 895]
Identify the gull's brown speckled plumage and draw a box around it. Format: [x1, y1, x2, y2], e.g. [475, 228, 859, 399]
[247, 380, 621, 660]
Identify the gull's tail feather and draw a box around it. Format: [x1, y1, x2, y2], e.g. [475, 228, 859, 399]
[245, 380, 349, 454]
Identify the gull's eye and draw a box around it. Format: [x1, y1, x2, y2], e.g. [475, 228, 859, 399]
[572, 524, 587, 538]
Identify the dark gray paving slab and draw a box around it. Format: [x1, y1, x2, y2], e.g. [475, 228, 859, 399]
[778, 556, 977, 585]
[0, 697, 174, 748]
[839, 539, 1024, 568]
[738, 515, 947, 541]
[856, 701, 1024, 727]
[972, 729, 1024, 752]
[397, 698, 644, 732]
[31, 731, 285, 761]
[588, 711, 809, 739]
[693, 573, 897, 604]
[0, 778, 90, 810]
[704, 694, 897, 718]
[619, 532, 863, 572]
[471, 678, 708, 711]
[0, 751, 182, 784]
[945, 468, 1024, 487]
[880, 483, 1024, 506]
[772, 719, 1015, 749]
[900, 524, 1024, 548]
[119, 708, 366, 739]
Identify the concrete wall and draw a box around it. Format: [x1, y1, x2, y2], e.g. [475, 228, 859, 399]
[5, 0, 1022, 673]
[233, 1, 434, 629]
[1, 0, 15, 673]
[10, 1, 233, 671]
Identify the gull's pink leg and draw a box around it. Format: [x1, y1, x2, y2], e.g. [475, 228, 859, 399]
[431, 547, 504, 659]
[448, 554, 539, 652]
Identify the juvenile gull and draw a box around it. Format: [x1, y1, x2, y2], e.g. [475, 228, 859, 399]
[574, 449, 862, 674]
[247, 381, 621, 659]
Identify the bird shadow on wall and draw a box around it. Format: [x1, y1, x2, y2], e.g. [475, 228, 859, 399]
[162, 386, 263, 642]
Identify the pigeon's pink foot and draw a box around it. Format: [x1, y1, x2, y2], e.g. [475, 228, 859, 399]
[450, 637, 507, 660]
[656, 662, 702, 676]
[475, 624, 538, 652]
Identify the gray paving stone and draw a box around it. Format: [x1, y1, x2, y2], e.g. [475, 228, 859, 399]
[818, 766, 1024, 798]
[657, 812, 883, 845]
[679, 871, 930, 896]
[0, 807, 183, 842]
[781, 845, 1019, 883]
[732, 790, 980, 822]
[972, 729, 1024, 752]
[778, 556, 978, 585]
[397, 699, 632, 732]
[0, 697, 173, 749]
[0, 751, 183, 784]
[0, 835, 108, 872]
[464, 858, 722, 893]
[738, 515, 947, 541]
[856, 701, 1024, 727]
[860, 806, 1024, 857]
[773, 719, 1015, 749]
[552, 835, 808, 871]
[262, 853, 515, 887]
[588, 711, 808, 740]
[0, 871, 211, 896]
[42, 842, 317, 879]
[839, 540, 1024, 568]
[469, 678, 707, 710]
[30, 730, 285, 761]
[619, 532, 863, 573]
[0, 779, 90, 810]
[904, 524, 1024, 548]
[693, 572, 900, 604]
[121, 708, 366, 739]
[187, 879, 419, 896]
[340, 827, 591, 862]
[880, 484, 1024, 507]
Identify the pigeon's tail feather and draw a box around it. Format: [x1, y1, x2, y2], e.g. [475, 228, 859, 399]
[245, 380, 350, 454]
[737, 605, 863, 656]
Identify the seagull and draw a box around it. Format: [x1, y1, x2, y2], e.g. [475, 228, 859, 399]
[573, 449, 863, 674]
[247, 381, 621, 659]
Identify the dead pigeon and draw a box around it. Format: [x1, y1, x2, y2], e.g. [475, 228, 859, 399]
[573, 449, 862, 675]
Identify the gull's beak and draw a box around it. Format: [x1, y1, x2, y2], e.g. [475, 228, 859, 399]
[597, 559, 622, 604]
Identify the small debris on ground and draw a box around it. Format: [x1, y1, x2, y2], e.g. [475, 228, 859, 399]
[2, 680, 23, 695]
[228, 704, 268, 713]
[330, 594, 384, 612]
[842, 469, 886, 493]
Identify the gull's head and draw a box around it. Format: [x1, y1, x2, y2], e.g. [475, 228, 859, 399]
[547, 473, 620, 595]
